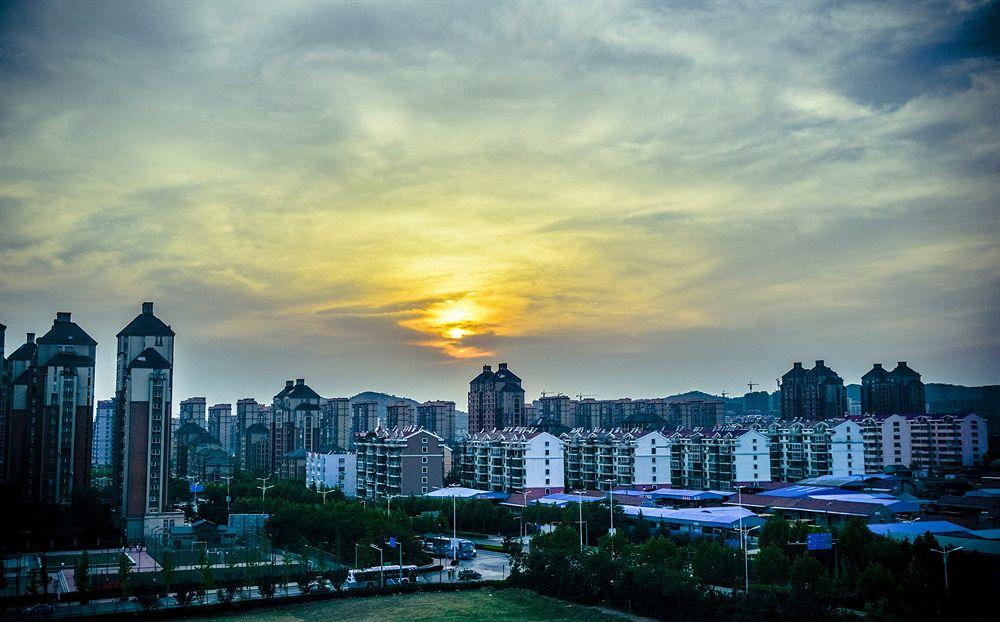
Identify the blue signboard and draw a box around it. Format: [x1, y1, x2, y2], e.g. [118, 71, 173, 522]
[189, 483, 205, 493]
[807, 532, 833, 551]
[388, 537, 397, 548]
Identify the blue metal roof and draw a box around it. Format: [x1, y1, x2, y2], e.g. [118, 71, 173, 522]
[759, 485, 847, 498]
[868, 521, 969, 541]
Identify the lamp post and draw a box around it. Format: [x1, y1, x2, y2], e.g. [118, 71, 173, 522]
[604, 479, 616, 534]
[386, 494, 401, 515]
[448, 484, 460, 560]
[318, 487, 336, 504]
[573, 489, 586, 551]
[354, 543, 362, 569]
[221, 476, 234, 511]
[737, 524, 760, 593]
[369, 544, 384, 587]
[257, 476, 274, 505]
[931, 546, 963, 592]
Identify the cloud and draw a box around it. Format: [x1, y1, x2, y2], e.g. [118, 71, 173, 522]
[1, 0, 997, 404]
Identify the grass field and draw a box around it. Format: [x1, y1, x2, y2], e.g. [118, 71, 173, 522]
[160, 589, 623, 622]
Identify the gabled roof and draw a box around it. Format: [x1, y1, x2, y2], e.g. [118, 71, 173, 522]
[7, 341, 36, 361]
[128, 347, 171, 369]
[862, 364, 890, 381]
[176, 422, 208, 435]
[117, 308, 174, 338]
[37, 317, 97, 346]
[287, 383, 321, 400]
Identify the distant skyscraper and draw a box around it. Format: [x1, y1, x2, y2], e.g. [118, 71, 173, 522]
[3, 313, 96, 504]
[668, 399, 724, 428]
[270, 378, 322, 479]
[417, 400, 456, 441]
[779, 360, 847, 420]
[114, 302, 179, 539]
[179, 397, 207, 426]
[352, 400, 380, 434]
[321, 397, 351, 450]
[0, 323, 7, 478]
[536, 395, 573, 428]
[861, 362, 925, 416]
[92, 399, 116, 466]
[386, 402, 415, 429]
[208, 403, 236, 456]
[743, 391, 770, 414]
[467, 363, 525, 432]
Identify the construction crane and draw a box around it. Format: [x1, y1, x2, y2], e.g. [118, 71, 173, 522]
[747, 382, 759, 392]
[576, 394, 596, 400]
[720, 391, 729, 399]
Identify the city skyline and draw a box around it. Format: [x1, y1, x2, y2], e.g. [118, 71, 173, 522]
[2, 1, 998, 406]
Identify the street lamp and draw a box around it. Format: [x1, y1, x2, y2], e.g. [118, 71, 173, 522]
[603, 479, 616, 535]
[221, 475, 235, 512]
[369, 544, 384, 587]
[931, 546, 963, 592]
[257, 476, 274, 504]
[737, 524, 760, 593]
[572, 489, 586, 551]
[386, 494, 401, 514]
[318, 487, 336, 505]
[354, 543, 362, 569]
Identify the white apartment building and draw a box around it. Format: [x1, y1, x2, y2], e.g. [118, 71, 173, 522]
[305, 450, 357, 497]
[461, 428, 563, 494]
[666, 427, 771, 490]
[851, 413, 988, 470]
[763, 419, 865, 481]
[562, 429, 672, 490]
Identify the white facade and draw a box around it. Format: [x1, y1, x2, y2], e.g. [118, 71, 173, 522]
[305, 450, 357, 497]
[856, 413, 988, 470]
[634, 430, 671, 486]
[733, 429, 771, 483]
[829, 420, 865, 477]
[461, 428, 563, 493]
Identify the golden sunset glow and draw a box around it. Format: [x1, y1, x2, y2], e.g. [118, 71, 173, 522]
[1, 2, 997, 403]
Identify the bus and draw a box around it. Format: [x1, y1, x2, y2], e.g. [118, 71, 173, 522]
[424, 537, 476, 560]
[343, 564, 418, 589]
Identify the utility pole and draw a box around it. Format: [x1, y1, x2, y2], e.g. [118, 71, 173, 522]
[604, 479, 616, 534]
[931, 546, 963, 592]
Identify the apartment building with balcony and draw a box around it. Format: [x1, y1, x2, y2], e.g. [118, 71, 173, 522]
[461, 428, 563, 494]
[562, 429, 673, 490]
[355, 427, 444, 501]
[850, 413, 987, 470]
[761, 418, 864, 481]
[666, 427, 770, 490]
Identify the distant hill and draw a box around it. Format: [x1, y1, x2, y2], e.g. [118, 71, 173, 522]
[664, 390, 725, 402]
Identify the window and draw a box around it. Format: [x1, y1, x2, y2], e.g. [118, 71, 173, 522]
[422, 447, 427, 454]
[545, 449, 549, 456]
[422, 457, 428, 464]
[544, 459, 550, 465]
[545, 469, 550, 475]
[422, 487, 428, 493]
[422, 476, 427, 483]
[545, 479, 550, 485]
[422, 466, 428, 474]
[422, 437, 428, 444]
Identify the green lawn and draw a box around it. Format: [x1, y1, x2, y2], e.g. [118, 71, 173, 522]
[161, 589, 622, 622]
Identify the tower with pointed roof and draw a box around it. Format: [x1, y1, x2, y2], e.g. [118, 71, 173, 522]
[861, 362, 925, 416]
[780, 360, 847, 420]
[2, 313, 97, 503]
[468, 362, 525, 432]
[115, 302, 179, 539]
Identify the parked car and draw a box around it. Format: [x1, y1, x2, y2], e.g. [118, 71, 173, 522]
[457, 569, 482, 581]
[19, 603, 56, 616]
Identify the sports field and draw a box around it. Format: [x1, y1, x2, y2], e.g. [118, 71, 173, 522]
[161, 588, 624, 622]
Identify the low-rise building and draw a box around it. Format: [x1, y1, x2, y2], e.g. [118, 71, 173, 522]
[306, 449, 357, 496]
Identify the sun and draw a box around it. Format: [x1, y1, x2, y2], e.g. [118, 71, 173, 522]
[399, 297, 495, 358]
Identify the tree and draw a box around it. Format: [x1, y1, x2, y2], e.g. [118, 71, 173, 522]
[133, 585, 160, 612]
[75, 551, 92, 603]
[789, 554, 826, 593]
[39, 553, 50, 595]
[174, 589, 194, 608]
[26, 568, 40, 597]
[160, 549, 176, 593]
[117, 552, 133, 601]
[754, 544, 790, 586]
[857, 562, 895, 603]
[326, 565, 349, 591]
[196, 548, 214, 600]
[691, 540, 740, 587]
[256, 577, 277, 599]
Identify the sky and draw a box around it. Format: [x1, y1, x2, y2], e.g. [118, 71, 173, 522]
[1, 0, 998, 407]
